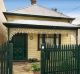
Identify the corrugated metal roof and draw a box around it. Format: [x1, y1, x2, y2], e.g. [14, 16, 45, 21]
[72, 17, 80, 25]
[8, 20, 76, 27]
[13, 4, 70, 18]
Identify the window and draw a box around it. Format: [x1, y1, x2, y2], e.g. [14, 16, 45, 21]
[38, 34, 61, 49]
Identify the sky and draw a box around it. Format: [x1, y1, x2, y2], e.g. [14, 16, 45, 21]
[4, 0, 80, 18]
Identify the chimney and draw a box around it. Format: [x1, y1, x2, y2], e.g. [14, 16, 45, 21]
[31, 0, 36, 5]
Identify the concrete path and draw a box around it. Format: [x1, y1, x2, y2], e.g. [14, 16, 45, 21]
[13, 62, 33, 74]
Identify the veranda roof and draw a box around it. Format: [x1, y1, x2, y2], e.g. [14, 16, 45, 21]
[4, 20, 78, 29]
[3, 20, 79, 37]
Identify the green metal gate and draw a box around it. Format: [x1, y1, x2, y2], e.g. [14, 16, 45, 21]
[0, 42, 13, 74]
[41, 45, 80, 74]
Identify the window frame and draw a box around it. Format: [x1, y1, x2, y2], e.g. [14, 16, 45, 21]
[38, 34, 61, 50]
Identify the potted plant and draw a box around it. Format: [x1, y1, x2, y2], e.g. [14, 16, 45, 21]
[31, 63, 40, 74]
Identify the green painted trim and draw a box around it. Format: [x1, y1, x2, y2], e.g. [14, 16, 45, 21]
[59, 34, 61, 45]
[23, 33, 28, 61]
[38, 34, 46, 50]
[42, 34, 45, 44]
[54, 34, 56, 45]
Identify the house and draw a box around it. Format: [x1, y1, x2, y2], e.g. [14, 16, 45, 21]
[3, 0, 79, 61]
[0, 0, 7, 44]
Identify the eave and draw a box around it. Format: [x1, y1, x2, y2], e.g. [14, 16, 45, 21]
[3, 23, 79, 30]
[3, 12, 75, 21]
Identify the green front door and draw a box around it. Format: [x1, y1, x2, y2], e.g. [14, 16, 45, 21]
[12, 33, 27, 61]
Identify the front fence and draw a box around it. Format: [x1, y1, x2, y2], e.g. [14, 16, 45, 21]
[41, 45, 80, 74]
[0, 42, 13, 74]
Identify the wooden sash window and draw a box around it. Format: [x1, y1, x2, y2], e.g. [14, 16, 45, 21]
[38, 34, 61, 50]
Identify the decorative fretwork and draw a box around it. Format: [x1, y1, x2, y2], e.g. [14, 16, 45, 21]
[9, 28, 74, 40]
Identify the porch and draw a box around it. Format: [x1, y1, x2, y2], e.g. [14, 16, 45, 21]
[9, 28, 77, 61]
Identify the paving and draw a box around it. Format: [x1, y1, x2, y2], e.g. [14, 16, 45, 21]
[13, 62, 33, 74]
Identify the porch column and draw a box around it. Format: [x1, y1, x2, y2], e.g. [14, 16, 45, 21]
[78, 29, 80, 44]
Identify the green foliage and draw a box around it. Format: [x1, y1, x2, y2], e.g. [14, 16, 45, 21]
[31, 63, 40, 71]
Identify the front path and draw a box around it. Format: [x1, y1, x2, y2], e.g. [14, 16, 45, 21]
[13, 62, 33, 74]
